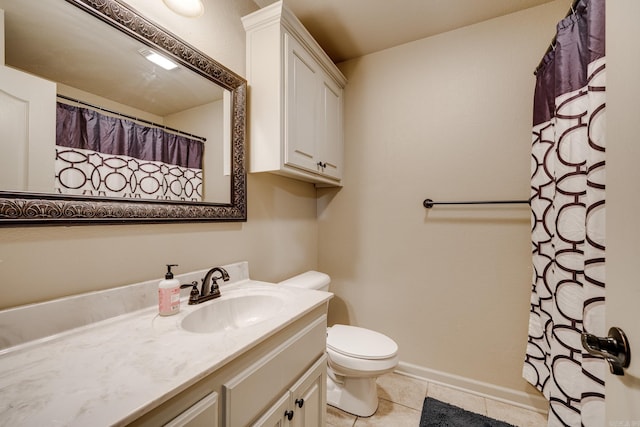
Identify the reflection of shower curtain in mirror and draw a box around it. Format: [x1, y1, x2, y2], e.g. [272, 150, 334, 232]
[524, 0, 606, 426]
[54, 103, 204, 201]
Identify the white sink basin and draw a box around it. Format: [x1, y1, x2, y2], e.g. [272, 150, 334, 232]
[180, 290, 289, 334]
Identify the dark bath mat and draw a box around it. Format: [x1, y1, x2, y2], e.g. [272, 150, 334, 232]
[419, 397, 517, 427]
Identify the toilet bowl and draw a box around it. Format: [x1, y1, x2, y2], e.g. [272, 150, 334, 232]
[279, 271, 399, 417]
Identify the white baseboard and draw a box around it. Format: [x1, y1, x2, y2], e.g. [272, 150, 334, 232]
[395, 361, 548, 414]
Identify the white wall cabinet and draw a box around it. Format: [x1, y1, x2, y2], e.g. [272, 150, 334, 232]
[242, 1, 347, 186]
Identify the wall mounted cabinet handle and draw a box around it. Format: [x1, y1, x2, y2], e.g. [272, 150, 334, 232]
[581, 327, 631, 375]
[295, 398, 304, 408]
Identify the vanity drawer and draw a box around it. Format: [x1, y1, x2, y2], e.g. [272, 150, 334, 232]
[223, 315, 327, 426]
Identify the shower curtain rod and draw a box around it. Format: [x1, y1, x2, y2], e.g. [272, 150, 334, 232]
[534, 0, 581, 75]
[56, 94, 207, 142]
[423, 198, 529, 209]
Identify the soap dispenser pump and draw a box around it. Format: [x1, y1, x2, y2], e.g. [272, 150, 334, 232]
[159, 264, 181, 316]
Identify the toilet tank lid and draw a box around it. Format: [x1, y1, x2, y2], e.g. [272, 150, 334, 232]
[327, 324, 398, 360]
[278, 270, 330, 290]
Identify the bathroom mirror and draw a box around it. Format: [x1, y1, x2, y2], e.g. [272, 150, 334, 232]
[0, 0, 246, 225]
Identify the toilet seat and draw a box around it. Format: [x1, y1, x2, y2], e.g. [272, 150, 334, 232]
[326, 325, 399, 376]
[327, 325, 398, 359]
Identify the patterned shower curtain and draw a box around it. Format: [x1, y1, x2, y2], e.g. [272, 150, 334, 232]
[524, 0, 606, 426]
[55, 103, 204, 201]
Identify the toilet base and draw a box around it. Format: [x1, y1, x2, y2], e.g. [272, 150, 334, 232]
[326, 373, 379, 417]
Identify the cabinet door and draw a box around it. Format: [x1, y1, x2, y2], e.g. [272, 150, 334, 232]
[164, 392, 218, 427]
[290, 355, 327, 427]
[284, 32, 321, 173]
[252, 392, 290, 427]
[318, 78, 343, 180]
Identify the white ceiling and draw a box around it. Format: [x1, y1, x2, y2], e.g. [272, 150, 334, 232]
[255, 0, 559, 62]
[0, 0, 222, 117]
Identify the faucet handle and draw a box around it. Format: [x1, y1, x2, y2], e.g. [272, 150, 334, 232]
[180, 281, 198, 290]
[210, 281, 221, 297]
[180, 281, 200, 304]
[208, 267, 229, 296]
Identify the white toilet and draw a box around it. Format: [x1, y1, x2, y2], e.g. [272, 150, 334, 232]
[279, 271, 399, 417]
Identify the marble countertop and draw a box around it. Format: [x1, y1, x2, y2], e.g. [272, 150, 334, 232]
[0, 264, 331, 426]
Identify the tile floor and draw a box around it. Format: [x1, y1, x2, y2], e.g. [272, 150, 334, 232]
[326, 373, 548, 427]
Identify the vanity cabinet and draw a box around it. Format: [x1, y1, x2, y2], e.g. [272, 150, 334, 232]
[242, 2, 347, 186]
[128, 307, 328, 427]
[223, 315, 326, 426]
[251, 355, 326, 427]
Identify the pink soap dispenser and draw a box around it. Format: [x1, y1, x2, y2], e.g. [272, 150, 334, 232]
[158, 264, 181, 316]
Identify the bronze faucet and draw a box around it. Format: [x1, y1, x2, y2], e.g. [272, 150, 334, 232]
[180, 267, 230, 305]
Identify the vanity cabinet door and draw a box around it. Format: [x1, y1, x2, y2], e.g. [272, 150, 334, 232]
[163, 392, 218, 427]
[251, 355, 327, 427]
[251, 393, 290, 427]
[224, 316, 327, 426]
[289, 355, 327, 427]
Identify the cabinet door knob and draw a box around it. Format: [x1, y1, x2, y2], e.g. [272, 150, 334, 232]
[284, 410, 294, 421]
[316, 161, 327, 169]
[295, 398, 304, 408]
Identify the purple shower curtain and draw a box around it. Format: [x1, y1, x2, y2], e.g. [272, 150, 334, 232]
[55, 103, 204, 201]
[524, 1, 606, 426]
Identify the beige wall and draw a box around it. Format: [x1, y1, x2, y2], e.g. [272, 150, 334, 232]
[0, 172, 319, 309]
[318, 0, 567, 405]
[0, 0, 319, 309]
[0, 175, 317, 309]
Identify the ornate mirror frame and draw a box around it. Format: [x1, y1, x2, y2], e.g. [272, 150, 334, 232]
[0, 0, 247, 226]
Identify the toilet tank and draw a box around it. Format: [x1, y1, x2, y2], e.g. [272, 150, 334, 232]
[278, 271, 331, 291]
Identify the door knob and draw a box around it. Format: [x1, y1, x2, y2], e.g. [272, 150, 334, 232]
[581, 327, 630, 376]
